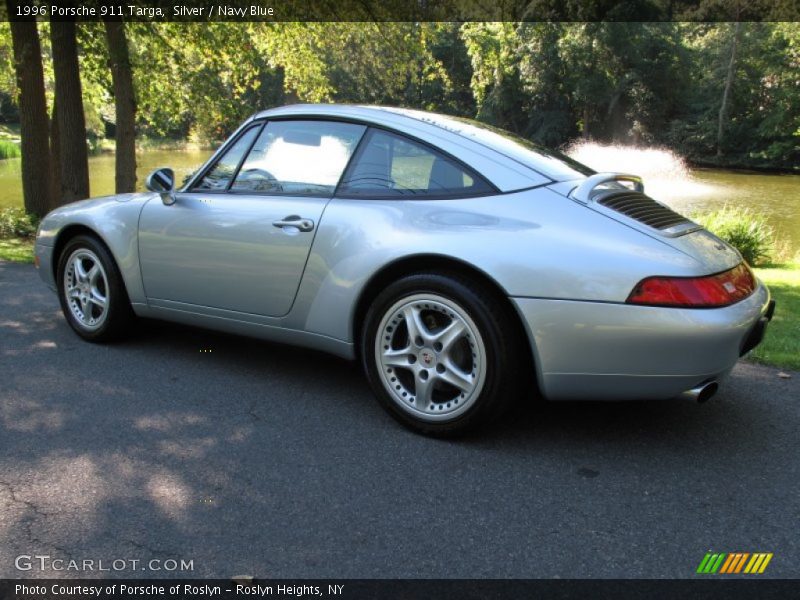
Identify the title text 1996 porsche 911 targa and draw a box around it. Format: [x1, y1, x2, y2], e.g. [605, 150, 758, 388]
[34, 104, 774, 435]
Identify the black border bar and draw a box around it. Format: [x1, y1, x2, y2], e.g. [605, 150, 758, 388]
[3, 579, 800, 600]
[2, 0, 799, 22]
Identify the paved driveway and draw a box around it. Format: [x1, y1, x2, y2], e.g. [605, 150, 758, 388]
[1, 261, 798, 579]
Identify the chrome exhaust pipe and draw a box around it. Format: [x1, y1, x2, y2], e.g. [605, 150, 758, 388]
[683, 381, 719, 403]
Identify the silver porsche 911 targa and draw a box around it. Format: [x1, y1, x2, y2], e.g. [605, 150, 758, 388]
[34, 104, 775, 435]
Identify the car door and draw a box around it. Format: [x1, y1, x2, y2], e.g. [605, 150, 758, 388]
[138, 119, 366, 317]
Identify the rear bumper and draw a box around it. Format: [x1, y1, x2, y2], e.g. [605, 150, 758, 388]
[512, 282, 772, 401]
[739, 298, 775, 356]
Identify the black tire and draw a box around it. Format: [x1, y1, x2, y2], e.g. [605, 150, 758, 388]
[56, 234, 134, 342]
[361, 272, 524, 436]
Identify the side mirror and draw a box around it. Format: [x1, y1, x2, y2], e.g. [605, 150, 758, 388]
[145, 167, 176, 205]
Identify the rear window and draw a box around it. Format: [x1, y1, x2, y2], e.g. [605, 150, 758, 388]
[383, 108, 595, 181]
[337, 129, 493, 198]
[450, 116, 596, 179]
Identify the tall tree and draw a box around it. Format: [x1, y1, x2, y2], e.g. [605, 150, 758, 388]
[50, 19, 89, 203]
[7, 11, 53, 217]
[717, 22, 741, 156]
[104, 20, 136, 193]
[49, 101, 61, 206]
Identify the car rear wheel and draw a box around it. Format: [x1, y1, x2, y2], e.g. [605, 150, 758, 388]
[362, 272, 521, 436]
[57, 234, 133, 342]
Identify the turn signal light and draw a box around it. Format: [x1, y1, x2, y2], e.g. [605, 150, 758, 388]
[627, 263, 756, 308]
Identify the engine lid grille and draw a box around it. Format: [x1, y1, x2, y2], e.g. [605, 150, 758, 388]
[596, 191, 697, 234]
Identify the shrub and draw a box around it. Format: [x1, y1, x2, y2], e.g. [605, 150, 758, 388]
[0, 207, 39, 238]
[692, 206, 775, 266]
[0, 139, 20, 159]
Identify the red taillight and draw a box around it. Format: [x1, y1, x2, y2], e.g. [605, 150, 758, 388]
[627, 263, 756, 308]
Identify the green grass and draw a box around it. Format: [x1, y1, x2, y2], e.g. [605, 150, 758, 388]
[0, 121, 21, 158]
[692, 206, 775, 266]
[0, 139, 20, 159]
[0, 237, 34, 263]
[750, 263, 800, 371]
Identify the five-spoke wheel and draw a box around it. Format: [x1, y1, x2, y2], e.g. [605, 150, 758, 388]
[63, 249, 109, 330]
[57, 235, 133, 341]
[363, 272, 521, 436]
[375, 293, 487, 421]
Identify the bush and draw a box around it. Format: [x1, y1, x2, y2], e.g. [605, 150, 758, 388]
[692, 206, 775, 266]
[0, 207, 39, 238]
[0, 139, 20, 159]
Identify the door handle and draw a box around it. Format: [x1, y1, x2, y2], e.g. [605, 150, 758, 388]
[272, 215, 314, 232]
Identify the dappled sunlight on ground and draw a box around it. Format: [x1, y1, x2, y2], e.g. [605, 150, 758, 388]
[157, 437, 218, 460]
[134, 413, 210, 432]
[1, 393, 67, 432]
[146, 472, 192, 520]
[32, 340, 58, 349]
[1, 261, 798, 578]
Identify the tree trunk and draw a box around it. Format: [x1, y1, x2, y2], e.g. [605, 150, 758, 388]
[583, 105, 590, 139]
[716, 22, 741, 157]
[8, 13, 53, 217]
[50, 100, 62, 206]
[104, 21, 137, 193]
[51, 19, 90, 203]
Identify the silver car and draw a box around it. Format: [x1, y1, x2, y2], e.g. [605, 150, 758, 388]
[34, 104, 775, 435]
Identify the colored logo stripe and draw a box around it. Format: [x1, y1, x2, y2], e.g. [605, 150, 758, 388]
[697, 552, 773, 574]
[744, 553, 773, 574]
[720, 553, 749, 573]
[697, 553, 726, 573]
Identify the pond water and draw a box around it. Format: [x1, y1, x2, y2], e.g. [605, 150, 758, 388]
[0, 149, 214, 209]
[1, 146, 799, 254]
[655, 169, 800, 255]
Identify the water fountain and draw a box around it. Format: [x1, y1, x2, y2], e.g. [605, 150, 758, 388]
[564, 141, 800, 255]
[564, 141, 715, 206]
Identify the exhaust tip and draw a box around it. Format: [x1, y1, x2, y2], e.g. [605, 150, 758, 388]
[682, 381, 719, 403]
[697, 381, 719, 403]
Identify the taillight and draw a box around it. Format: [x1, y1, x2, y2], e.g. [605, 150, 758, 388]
[627, 263, 756, 308]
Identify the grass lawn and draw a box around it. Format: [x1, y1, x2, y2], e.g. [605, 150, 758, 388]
[0, 124, 21, 159]
[750, 263, 800, 371]
[0, 237, 34, 263]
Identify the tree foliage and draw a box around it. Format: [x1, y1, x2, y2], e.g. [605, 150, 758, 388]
[0, 21, 798, 169]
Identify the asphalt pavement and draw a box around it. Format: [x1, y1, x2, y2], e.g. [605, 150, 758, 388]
[1, 260, 798, 579]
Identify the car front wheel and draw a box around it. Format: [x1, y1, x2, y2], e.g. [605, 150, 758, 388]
[57, 234, 133, 342]
[362, 273, 521, 436]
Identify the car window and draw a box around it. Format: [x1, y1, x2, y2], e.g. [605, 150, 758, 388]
[230, 120, 366, 196]
[380, 108, 595, 180]
[337, 129, 493, 198]
[193, 125, 261, 191]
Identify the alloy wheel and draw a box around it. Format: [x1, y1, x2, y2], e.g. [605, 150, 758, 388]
[63, 248, 110, 331]
[374, 293, 487, 422]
